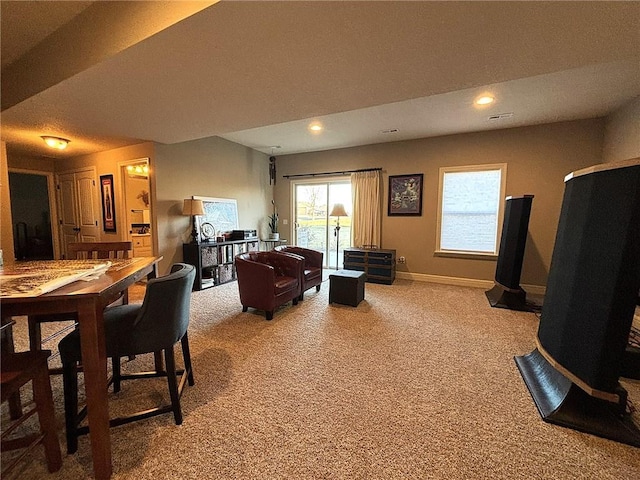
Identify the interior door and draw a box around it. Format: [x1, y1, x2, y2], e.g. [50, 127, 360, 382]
[57, 169, 101, 258]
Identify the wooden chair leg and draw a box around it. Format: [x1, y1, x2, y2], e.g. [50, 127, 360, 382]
[31, 363, 62, 472]
[7, 390, 22, 420]
[154, 351, 164, 372]
[1, 320, 23, 419]
[28, 316, 43, 352]
[62, 361, 79, 454]
[181, 333, 195, 386]
[164, 347, 182, 425]
[112, 356, 121, 393]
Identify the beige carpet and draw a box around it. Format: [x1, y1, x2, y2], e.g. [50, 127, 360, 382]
[3, 278, 639, 479]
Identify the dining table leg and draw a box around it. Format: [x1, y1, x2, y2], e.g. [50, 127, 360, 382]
[76, 299, 112, 480]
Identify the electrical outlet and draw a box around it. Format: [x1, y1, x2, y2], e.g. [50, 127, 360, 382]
[283, 219, 288, 225]
[398, 256, 406, 264]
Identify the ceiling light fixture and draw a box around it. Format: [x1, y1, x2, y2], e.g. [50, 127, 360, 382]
[127, 164, 149, 175]
[41, 136, 70, 150]
[475, 95, 495, 106]
[308, 122, 323, 133]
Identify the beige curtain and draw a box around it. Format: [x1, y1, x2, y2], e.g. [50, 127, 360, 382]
[351, 170, 381, 248]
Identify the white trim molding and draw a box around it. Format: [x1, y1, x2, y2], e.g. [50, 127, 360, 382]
[395, 271, 546, 295]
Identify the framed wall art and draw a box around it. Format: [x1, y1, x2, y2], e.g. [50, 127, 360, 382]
[193, 196, 239, 239]
[100, 174, 117, 232]
[388, 173, 424, 216]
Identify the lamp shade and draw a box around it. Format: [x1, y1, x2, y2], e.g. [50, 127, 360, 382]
[182, 199, 205, 216]
[330, 203, 348, 217]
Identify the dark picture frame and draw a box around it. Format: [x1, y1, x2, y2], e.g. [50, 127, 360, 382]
[388, 173, 424, 216]
[100, 174, 116, 232]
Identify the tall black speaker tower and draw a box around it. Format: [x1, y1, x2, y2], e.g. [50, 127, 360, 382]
[486, 195, 534, 311]
[515, 159, 640, 447]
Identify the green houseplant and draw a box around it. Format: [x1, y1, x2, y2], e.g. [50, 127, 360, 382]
[268, 200, 279, 240]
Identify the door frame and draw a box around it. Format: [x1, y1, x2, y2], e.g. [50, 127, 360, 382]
[117, 157, 152, 249]
[8, 167, 61, 259]
[290, 176, 351, 268]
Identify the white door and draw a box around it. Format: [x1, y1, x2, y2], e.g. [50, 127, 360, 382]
[57, 169, 101, 258]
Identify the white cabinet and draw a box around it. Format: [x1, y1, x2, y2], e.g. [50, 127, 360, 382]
[132, 234, 152, 257]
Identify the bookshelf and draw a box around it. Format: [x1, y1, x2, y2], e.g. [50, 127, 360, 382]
[183, 239, 259, 291]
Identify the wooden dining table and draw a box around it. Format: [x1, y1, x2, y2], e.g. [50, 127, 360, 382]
[1, 256, 162, 479]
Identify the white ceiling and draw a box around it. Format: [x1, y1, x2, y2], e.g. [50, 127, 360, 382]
[1, 1, 639, 160]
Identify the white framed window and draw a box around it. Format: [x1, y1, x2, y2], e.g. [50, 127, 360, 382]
[436, 163, 507, 257]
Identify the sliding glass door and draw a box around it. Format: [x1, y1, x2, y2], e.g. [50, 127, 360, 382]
[293, 179, 351, 269]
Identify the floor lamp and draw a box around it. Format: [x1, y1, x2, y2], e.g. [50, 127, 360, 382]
[182, 198, 205, 244]
[329, 203, 348, 270]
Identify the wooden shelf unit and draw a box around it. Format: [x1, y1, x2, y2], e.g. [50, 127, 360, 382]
[183, 239, 259, 291]
[343, 248, 396, 284]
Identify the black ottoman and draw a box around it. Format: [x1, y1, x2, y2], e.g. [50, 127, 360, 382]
[329, 269, 366, 306]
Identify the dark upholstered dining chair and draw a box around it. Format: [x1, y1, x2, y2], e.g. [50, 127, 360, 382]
[58, 263, 196, 454]
[28, 241, 133, 374]
[1, 321, 62, 476]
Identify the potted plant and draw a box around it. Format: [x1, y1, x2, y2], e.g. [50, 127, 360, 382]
[268, 200, 279, 241]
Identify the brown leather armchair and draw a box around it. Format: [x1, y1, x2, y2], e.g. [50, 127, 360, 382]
[274, 245, 324, 300]
[235, 251, 303, 320]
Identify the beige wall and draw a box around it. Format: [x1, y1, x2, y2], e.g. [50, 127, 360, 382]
[154, 136, 271, 274]
[276, 119, 605, 288]
[3, 115, 622, 286]
[8, 154, 55, 172]
[1, 142, 16, 264]
[125, 176, 150, 212]
[53, 142, 155, 242]
[603, 96, 640, 163]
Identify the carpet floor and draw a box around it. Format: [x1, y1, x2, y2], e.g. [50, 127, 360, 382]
[2, 278, 639, 479]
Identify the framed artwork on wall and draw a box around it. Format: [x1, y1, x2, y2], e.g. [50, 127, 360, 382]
[193, 196, 239, 240]
[100, 174, 117, 232]
[388, 173, 424, 216]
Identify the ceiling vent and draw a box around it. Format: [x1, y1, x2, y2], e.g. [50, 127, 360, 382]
[488, 113, 514, 121]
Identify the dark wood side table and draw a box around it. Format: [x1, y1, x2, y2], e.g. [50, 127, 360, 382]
[329, 269, 367, 306]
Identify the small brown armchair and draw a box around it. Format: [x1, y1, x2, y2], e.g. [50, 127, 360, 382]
[235, 251, 303, 320]
[274, 245, 323, 300]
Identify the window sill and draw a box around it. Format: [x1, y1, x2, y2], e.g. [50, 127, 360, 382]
[434, 250, 498, 261]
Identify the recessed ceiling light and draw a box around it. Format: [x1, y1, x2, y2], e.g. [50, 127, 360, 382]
[308, 122, 323, 133]
[475, 95, 495, 106]
[41, 136, 70, 150]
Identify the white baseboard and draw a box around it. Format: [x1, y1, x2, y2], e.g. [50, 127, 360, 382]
[395, 271, 546, 295]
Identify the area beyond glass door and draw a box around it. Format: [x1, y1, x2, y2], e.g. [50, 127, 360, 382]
[293, 180, 351, 269]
